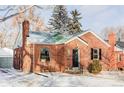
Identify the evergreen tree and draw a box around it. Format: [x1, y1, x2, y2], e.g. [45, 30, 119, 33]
[68, 9, 82, 34]
[49, 5, 69, 33]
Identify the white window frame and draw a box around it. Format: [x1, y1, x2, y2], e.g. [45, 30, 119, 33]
[40, 48, 50, 62]
[93, 48, 99, 60]
[117, 54, 121, 62]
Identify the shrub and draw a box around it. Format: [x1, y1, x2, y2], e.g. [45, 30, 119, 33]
[88, 60, 102, 74]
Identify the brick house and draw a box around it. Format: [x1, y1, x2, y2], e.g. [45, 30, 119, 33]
[13, 20, 124, 73]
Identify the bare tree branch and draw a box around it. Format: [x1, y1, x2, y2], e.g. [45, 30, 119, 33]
[0, 5, 53, 23]
[34, 5, 43, 10]
[3, 8, 14, 17]
[0, 6, 11, 11]
[0, 5, 34, 22]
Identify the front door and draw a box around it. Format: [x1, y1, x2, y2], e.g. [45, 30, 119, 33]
[72, 48, 79, 67]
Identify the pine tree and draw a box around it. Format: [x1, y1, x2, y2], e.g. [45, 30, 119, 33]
[68, 9, 82, 34]
[49, 5, 69, 33]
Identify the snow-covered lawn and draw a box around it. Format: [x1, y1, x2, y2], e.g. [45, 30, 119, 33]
[0, 68, 124, 87]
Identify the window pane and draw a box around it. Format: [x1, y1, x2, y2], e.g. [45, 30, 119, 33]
[93, 48, 99, 60]
[93, 55, 98, 59]
[40, 48, 50, 61]
[93, 49, 98, 54]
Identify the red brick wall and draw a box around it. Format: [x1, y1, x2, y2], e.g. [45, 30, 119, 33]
[32, 39, 89, 73]
[108, 32, 116, 47]
[13, 48, 23, 70]
[79, 32, 110, 70]
[31, 44, 65, 73]
[22, 45, 33, 73]
[64, 39, 89, 70]
[22, 20, 29, 47]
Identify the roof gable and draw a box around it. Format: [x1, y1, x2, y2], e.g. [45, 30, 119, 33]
[64, 37, 88, 46]
[78, 31, 110, 47]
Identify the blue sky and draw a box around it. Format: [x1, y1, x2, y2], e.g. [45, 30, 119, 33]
[1, 5, 124, 35]
[39, 5, 124, 34]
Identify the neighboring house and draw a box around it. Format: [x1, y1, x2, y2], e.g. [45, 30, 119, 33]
[0, 48, 13, 68]
[105, 35, 124, 70]
[112, 38, 124, 70]
[13, 20, 124, 73]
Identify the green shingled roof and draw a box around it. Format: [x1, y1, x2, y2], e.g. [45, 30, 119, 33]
[27, 31, 84, 44]
[14, 30, 85, 48]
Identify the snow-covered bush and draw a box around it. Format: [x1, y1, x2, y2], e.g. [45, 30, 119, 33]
[88, 60, 102, 74]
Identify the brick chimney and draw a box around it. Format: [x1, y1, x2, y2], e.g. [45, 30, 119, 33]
[22, 20, 29, 47]
[108, 32, 117, 70]
[108, 32, 116, 47]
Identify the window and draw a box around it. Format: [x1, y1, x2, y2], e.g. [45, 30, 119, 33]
[93, 48, 99, 59]
[40, 48, 50, 61]
[91, 48, 101, 60]
[117, 54, 122, 62]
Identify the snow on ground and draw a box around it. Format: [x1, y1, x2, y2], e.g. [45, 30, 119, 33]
[0, 68, 124, 87]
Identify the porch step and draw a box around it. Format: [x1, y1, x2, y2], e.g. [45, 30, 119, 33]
[64, 67, 83, 74]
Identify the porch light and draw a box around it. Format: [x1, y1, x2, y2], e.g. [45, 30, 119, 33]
[76, 44, 79, 47]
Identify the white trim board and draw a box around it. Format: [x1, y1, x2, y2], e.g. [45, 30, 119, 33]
[64, 37, 88, 46]
[78, 31, 111, 47]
